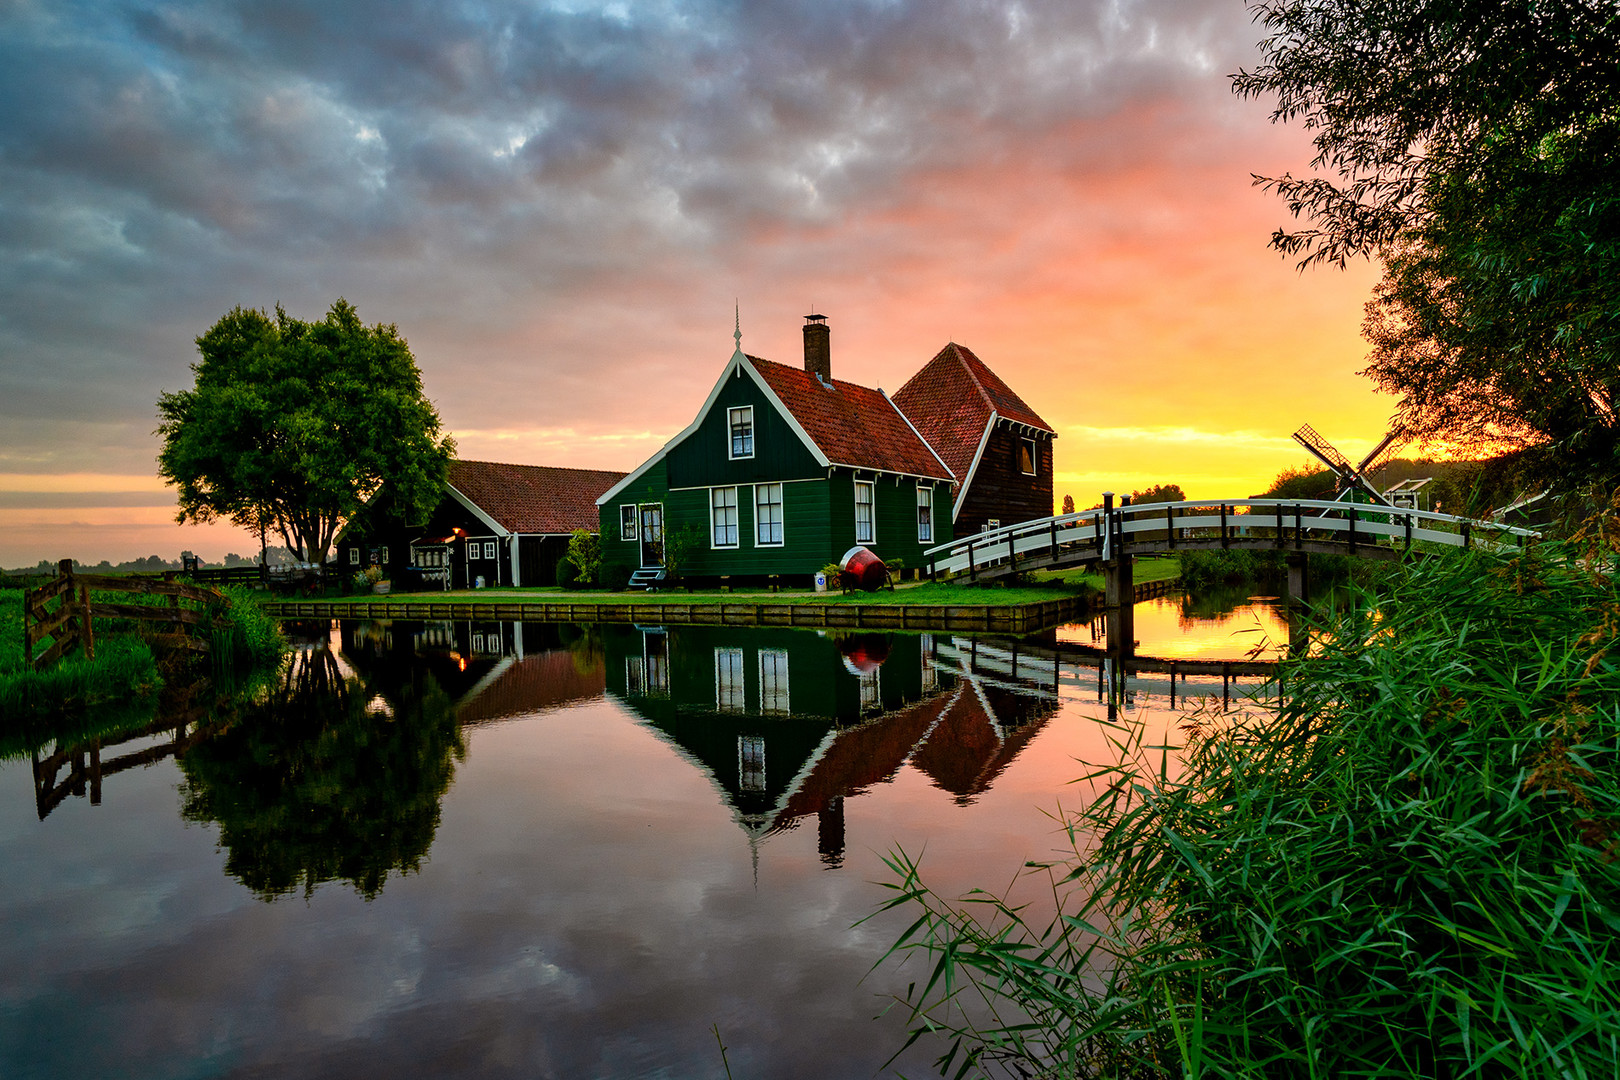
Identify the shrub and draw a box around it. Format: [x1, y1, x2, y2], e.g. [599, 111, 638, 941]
[555, 553, 581, 589]
[565, 529, 601, 584]
[600, 563, 633, 591]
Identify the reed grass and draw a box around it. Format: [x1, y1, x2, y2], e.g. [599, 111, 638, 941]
[874, 540, 1620, 1078]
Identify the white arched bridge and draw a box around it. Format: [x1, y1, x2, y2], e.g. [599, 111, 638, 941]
[923, 497, 1539, 600]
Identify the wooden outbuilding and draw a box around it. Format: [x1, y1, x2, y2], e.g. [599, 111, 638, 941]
[893, 343, 1056, 536]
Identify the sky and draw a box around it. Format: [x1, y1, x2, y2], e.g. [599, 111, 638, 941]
[0, 0, 1395, 568]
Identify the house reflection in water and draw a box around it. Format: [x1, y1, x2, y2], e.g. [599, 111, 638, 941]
[603, 625, 1059, 867]
[339, 619, 608, 729]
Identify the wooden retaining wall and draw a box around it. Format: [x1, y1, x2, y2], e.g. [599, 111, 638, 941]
[261, 579, 1178, 635]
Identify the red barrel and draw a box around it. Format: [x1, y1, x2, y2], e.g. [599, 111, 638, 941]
[840, 546, 887, 592]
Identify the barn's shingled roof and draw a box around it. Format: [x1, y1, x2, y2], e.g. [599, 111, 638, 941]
[747, 355, 953, 481]
[448, 460, 626, 535]
[891, 343, 1054, 486]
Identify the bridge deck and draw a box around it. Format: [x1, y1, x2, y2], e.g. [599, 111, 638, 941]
[925, 498, 1537, 583]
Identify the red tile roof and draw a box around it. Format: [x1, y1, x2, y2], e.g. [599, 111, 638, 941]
[747, 356, 953, 480]
[448, 460, 626, 535]
[892, 343, 1053, 486]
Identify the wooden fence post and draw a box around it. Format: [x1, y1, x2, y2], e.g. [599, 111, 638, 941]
[79, 582, 94, 660]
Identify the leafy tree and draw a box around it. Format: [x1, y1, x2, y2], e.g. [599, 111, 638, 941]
[1236, 1, 1620, 486]
[1061, 494, 1075, 515]
[157, 299, 455, 564]
[1128, 483, 1186, 505]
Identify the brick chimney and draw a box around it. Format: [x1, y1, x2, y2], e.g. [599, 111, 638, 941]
[803, 314, 830, 382]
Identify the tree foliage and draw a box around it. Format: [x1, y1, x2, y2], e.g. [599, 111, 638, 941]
[1236, 1, 1620, 485]
[1128, 482, 1186, 505]
[157, 300, 454, 563]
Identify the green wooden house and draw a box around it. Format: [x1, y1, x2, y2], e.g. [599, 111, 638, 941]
[597, 316, 955, 586]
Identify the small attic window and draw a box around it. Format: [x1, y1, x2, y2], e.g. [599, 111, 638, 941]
[1018, 437, 1037, 475]
[729, 406, 754, 459]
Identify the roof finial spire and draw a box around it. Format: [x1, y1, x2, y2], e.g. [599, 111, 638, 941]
[734, 300, 742, 352]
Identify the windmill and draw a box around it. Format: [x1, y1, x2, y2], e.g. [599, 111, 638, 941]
[1292, 424, 1406, 507]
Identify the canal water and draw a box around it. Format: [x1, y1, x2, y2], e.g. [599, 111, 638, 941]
[1, 595, 1291, 1080]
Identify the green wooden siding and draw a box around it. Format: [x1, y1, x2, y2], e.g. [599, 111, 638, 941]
[601, 463, 952, 580]
[600, 366, 954, 580]
[666, 372, 823, 489]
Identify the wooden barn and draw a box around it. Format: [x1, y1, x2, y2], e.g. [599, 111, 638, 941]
[892, 342, 1056, 536]
[339, 460, 626, 589]
[597, 316, 956, 586]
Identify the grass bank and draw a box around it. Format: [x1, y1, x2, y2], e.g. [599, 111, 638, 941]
[877, 542, 1620, 1078]
[0, 584, 286, 723]
[284, 557, 1178, 609]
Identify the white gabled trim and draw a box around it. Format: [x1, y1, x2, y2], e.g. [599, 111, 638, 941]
[596, 349, 832, 508]
[882, 387, 956, 481]
[952, 411, 999, 523]
[446, 483, 511, 537]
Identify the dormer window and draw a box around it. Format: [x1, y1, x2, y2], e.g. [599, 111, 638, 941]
[728, 406, 754, 459]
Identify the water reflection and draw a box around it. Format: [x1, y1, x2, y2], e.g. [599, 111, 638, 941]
[599, 625, 1066, 864]
[177, 642, 464, 900]
[1, 607, 1286, 1080]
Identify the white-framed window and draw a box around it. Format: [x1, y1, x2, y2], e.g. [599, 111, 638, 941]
[381, 546, 390, 565]
[715, 647, 745, 712]
[472, 632, 486, 653]
[620, 505, 638, 541]
[917, 484, 933, 542]
[467, 541, 479, 559]
[854, 480, 875, 544]
[921, 633, 938, 692]
[739, 735, 766, 792]
[483, 541, 496, 560]
[645, 632, 670, 693]
[711, 486, 740, 547]
[728, 405, 755, 459]
[1018, 437, 1037, 475]
[759, 648, 789, 715]
[859, 668, 881, 712]
[349, 548, 360, 566]
[626, 656, 646, 695]
[755, 483, 784, 546]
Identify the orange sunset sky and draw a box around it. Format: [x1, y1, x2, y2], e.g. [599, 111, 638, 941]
[0, 0, 1396, 568]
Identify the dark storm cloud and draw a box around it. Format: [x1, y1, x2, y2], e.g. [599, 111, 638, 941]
[0, 0, 1281, 560]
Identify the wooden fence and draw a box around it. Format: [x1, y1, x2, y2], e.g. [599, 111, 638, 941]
[22, 559, 230, 671]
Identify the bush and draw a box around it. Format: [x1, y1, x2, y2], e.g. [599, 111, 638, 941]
[600, 563, 633, 591]
[556, 553, 582, 589]
[879, 541, 1620, 1078]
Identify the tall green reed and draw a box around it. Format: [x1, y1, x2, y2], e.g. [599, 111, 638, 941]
[875, 540, 1620, 1078]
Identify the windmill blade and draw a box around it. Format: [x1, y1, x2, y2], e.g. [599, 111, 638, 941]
[1355, 428, 1406, 474]
[1292, 424, 1352, 475]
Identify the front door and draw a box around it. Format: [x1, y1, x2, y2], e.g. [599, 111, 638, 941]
[639, 504, 664, 567]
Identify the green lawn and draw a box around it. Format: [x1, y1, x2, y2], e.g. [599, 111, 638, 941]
[284, 556, 1179, 608]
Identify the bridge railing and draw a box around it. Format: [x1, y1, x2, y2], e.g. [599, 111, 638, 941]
[923, 498, 1540, 580]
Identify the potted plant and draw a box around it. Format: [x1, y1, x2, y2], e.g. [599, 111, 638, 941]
[364, 565, 389, 594]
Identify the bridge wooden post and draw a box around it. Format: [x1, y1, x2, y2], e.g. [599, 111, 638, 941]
[967, 538, 976, 582]
[1286, 552, 1310, 603]
[1167, 505, 1176, 549]
[1220, 503, 1229, 549]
